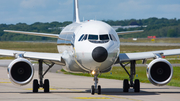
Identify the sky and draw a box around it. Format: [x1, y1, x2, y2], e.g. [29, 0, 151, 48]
[0, 0, 180, 24]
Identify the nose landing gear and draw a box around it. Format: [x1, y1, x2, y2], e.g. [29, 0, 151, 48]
[91, 71, 101, 95]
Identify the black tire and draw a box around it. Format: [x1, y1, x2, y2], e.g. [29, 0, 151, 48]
[134, 79, 140, 92]
[91, 85, 95, 95]
[33, 79, 39, 93]
[98, 85, 101, 94]
[123, 79, 129, 92]
[44, 79, 49, 93]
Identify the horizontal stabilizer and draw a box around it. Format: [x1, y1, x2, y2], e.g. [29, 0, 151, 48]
[117, 30, 144, 35]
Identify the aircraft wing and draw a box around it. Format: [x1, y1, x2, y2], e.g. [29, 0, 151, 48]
[117, 30, 144, 35]
[4, 30, 59, 38]
[4, 30, 69, 41]
[118, 49, 180, 62]
[0, 49, 65, 66]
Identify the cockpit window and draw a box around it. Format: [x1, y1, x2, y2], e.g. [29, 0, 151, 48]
[110, 34, 117, 41]
[100, 34, 109, 40]
[109, 34, 113, 40]
[78, 34, 84, 41]
[88, 35, 98, 40]
[78, 34, 88, 41]
[79, 34, 112, 43]
[88, 34, 110, 43]
[83, 34, 87, 40]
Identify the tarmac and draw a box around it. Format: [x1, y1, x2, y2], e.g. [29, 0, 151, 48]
[0, 60, 180, 101]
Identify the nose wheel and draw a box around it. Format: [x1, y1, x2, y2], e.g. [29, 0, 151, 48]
[91, 85, 101, 95]
[91, 74, 101, 95]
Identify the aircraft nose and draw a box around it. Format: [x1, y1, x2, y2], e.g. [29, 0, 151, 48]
[92, 47, 108, 62]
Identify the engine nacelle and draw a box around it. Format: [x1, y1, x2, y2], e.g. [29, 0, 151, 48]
[147, 58, 173, 86]
[7, 58, 34, 86]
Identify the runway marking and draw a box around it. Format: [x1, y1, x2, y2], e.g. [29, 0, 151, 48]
[53, 87, 141, 101]
[52, 87, 84, 92]
[63, 88, 83, 92]
[103, 95, 142, 101]
[0, 82, 11, 83]
[73, 97, 111, 99]
[25, 88, 56, 90]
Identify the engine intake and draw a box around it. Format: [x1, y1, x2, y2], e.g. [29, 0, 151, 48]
[147, 58, 173, 86]
[8, 58, 34, 86]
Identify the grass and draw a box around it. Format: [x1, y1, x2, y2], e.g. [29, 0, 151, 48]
[0, 41, 58, 53]
[120, 45, 180, 53]
[0, 41, 180, 53]
[0, 41, 58, 59]
[61, 66, 180, 87]
[120, 38, 180, 43]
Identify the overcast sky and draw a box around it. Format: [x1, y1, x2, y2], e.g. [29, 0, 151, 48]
[0, 0, 180, 24]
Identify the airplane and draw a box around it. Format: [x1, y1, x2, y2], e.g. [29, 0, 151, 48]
[1, 0, 180, 95]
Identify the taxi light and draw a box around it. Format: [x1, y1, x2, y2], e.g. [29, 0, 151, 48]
[92, 70, 95, 75]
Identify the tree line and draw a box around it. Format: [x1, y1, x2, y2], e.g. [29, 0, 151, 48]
[0, 17, 180, 41]
[0, 21, 71, 41]
[107, 17, 180, 38]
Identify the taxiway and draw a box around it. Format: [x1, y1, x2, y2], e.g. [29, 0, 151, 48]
[0, 60, 180, 101]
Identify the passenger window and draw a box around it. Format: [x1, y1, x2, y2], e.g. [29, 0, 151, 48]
[100, 34, 109, 40]
[78, 34, 84, 41]
[88, 35, 98, 40]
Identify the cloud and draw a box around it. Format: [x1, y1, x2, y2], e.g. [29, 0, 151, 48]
[20, 0, 47, 9]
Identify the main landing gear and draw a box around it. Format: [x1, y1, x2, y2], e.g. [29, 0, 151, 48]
[91, 72, 101, 95]
[120, 60, 140, 92]
[33, 60, 54, 93]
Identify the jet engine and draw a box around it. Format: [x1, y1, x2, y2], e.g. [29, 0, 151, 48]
[7, 58, 34, 86]
[147, 58, 173, 86]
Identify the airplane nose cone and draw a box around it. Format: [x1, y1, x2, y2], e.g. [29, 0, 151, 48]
[92, 47, 108, 62]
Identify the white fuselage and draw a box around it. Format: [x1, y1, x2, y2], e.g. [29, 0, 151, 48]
[57, 20, 120, 73]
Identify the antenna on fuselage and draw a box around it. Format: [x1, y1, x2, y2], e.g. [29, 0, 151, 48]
[73, 0, 80, 23]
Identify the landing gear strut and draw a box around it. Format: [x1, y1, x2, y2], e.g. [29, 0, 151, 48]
[33, 60, 54, 93]
[120, 60, 140, 92]
[91, 73, 101, 95]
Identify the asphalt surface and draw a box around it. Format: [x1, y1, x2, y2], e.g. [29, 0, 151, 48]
[0, 60, 180, 101]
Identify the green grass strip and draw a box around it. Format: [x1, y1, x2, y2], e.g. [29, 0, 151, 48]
[61, 66, 180, 87]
